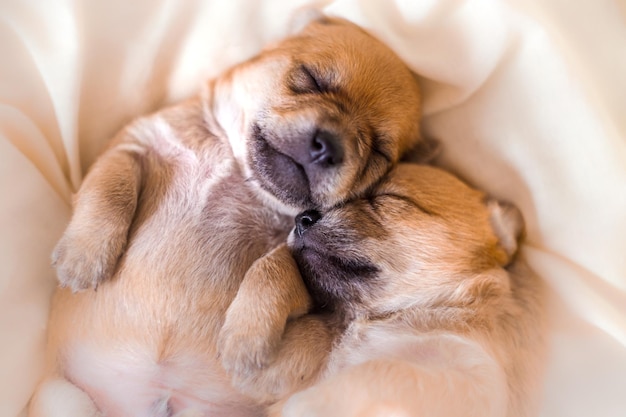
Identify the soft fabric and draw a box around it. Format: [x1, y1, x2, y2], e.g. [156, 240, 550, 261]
[1, 0, 624, 416]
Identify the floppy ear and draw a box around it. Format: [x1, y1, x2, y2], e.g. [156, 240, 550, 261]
[52, 133, 143, 292]
[487, 200, 525, 266]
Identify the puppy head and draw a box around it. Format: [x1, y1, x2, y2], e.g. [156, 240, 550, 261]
[289, 164, 524, 316]
[208, 17, 422, 214]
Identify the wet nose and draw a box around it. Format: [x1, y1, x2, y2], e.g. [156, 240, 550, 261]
[295, 210, 322, 237]
[310, 131, 344, 167]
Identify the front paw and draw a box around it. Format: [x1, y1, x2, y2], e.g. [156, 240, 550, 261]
[217, 320, 281, 381]
[52, 229, 123, 292]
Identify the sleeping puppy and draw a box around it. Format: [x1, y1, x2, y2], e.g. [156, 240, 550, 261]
[28, 16, 423, 417]
[219, 163, 546, 417]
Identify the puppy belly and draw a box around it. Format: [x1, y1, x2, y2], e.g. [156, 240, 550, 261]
[64, 342, 260, 417]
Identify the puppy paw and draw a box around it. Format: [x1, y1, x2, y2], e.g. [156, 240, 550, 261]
[218, 243, 310, 388]
[52, 227, 125, 292]
[217, 321, 281, 382]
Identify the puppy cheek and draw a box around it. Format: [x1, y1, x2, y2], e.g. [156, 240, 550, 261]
[212, 62, 286, 159]
[309, 174, 345, 207]
[324, 151, 392, 208]
[310, 160, 363, 208]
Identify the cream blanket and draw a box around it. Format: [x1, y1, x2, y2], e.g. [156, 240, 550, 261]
[1, 1, 625, 416]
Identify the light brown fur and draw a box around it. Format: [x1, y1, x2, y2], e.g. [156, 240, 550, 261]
[220, 164, 546, 417]
[29, 16, 423, 417]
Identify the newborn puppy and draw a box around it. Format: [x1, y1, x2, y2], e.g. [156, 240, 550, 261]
[29, 16, 423, 417]
[220, 164, 546, 417]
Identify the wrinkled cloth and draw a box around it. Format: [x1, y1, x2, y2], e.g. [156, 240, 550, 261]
[1, 1, 624, 416]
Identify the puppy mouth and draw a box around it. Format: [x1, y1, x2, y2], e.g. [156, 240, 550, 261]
[249, 125, 313, 208]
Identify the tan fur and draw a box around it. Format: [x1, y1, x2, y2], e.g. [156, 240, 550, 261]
[29, 17, 423, 417]
[221, 164, 546, 417]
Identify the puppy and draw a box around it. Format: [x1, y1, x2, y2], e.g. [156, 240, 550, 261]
[219, 163, 546, 417]
[28, 16, 423, 417]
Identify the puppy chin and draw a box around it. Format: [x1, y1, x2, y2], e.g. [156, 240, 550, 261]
[248, 180, 303, 217]
[249, 129, 312, 210]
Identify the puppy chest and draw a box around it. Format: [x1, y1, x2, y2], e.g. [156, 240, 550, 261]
[128, 160, 291, 279]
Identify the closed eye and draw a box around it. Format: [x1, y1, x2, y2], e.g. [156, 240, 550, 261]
[373, 193, 436, 216]
[290, 64, 326, 94]
[361, 196, 387, 228]
[366, 195, 382, 214]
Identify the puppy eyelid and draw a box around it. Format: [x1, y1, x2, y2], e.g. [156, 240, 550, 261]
[365, 197, 384, 222]
[290, 64, 326, 94]
[367, 196, 380, 212]
[378, 193, 436, 216]
[362, 197, 386, 229]
[302, 65, 323, 91]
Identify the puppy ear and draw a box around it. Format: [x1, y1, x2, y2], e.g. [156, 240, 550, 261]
[401, 136, 441, 164]
[287, 5, 330, 35]
[487, 200, 525, 265]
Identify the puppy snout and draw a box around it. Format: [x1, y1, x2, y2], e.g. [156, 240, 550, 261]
[295, 210, 322, 237]
[310, 131, 343, 167]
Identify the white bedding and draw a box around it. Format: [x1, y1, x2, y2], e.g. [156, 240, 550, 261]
[1, 0, 625, 416]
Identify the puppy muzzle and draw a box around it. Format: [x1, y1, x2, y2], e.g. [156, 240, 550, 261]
[295, 209, 322, 237]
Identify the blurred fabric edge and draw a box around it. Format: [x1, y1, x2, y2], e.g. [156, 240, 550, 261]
[0, 0, 624, 416]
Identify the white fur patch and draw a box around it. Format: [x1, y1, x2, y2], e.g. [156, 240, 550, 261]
[63, 343, 257, 417]
[115, 142, 147, 156]
[131, 116, 194, 160]
[30, 378, 101, 417]
[211, 80, 249, 162]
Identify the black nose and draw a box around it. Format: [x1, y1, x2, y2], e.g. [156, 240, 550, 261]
[295, 210, 322, 237]
[310, 131, 344, 167]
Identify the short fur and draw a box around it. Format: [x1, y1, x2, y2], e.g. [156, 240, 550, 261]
[29, 17, 423, 417]
[220, 164, 546, 417]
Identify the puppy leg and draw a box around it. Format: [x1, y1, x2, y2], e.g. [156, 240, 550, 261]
[218, 244, 312, 374]
[232, 314, 333, 403]
[52, 138, 143, 291]
[29, 378, 101, 417]
[218, 245, 334, 403]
